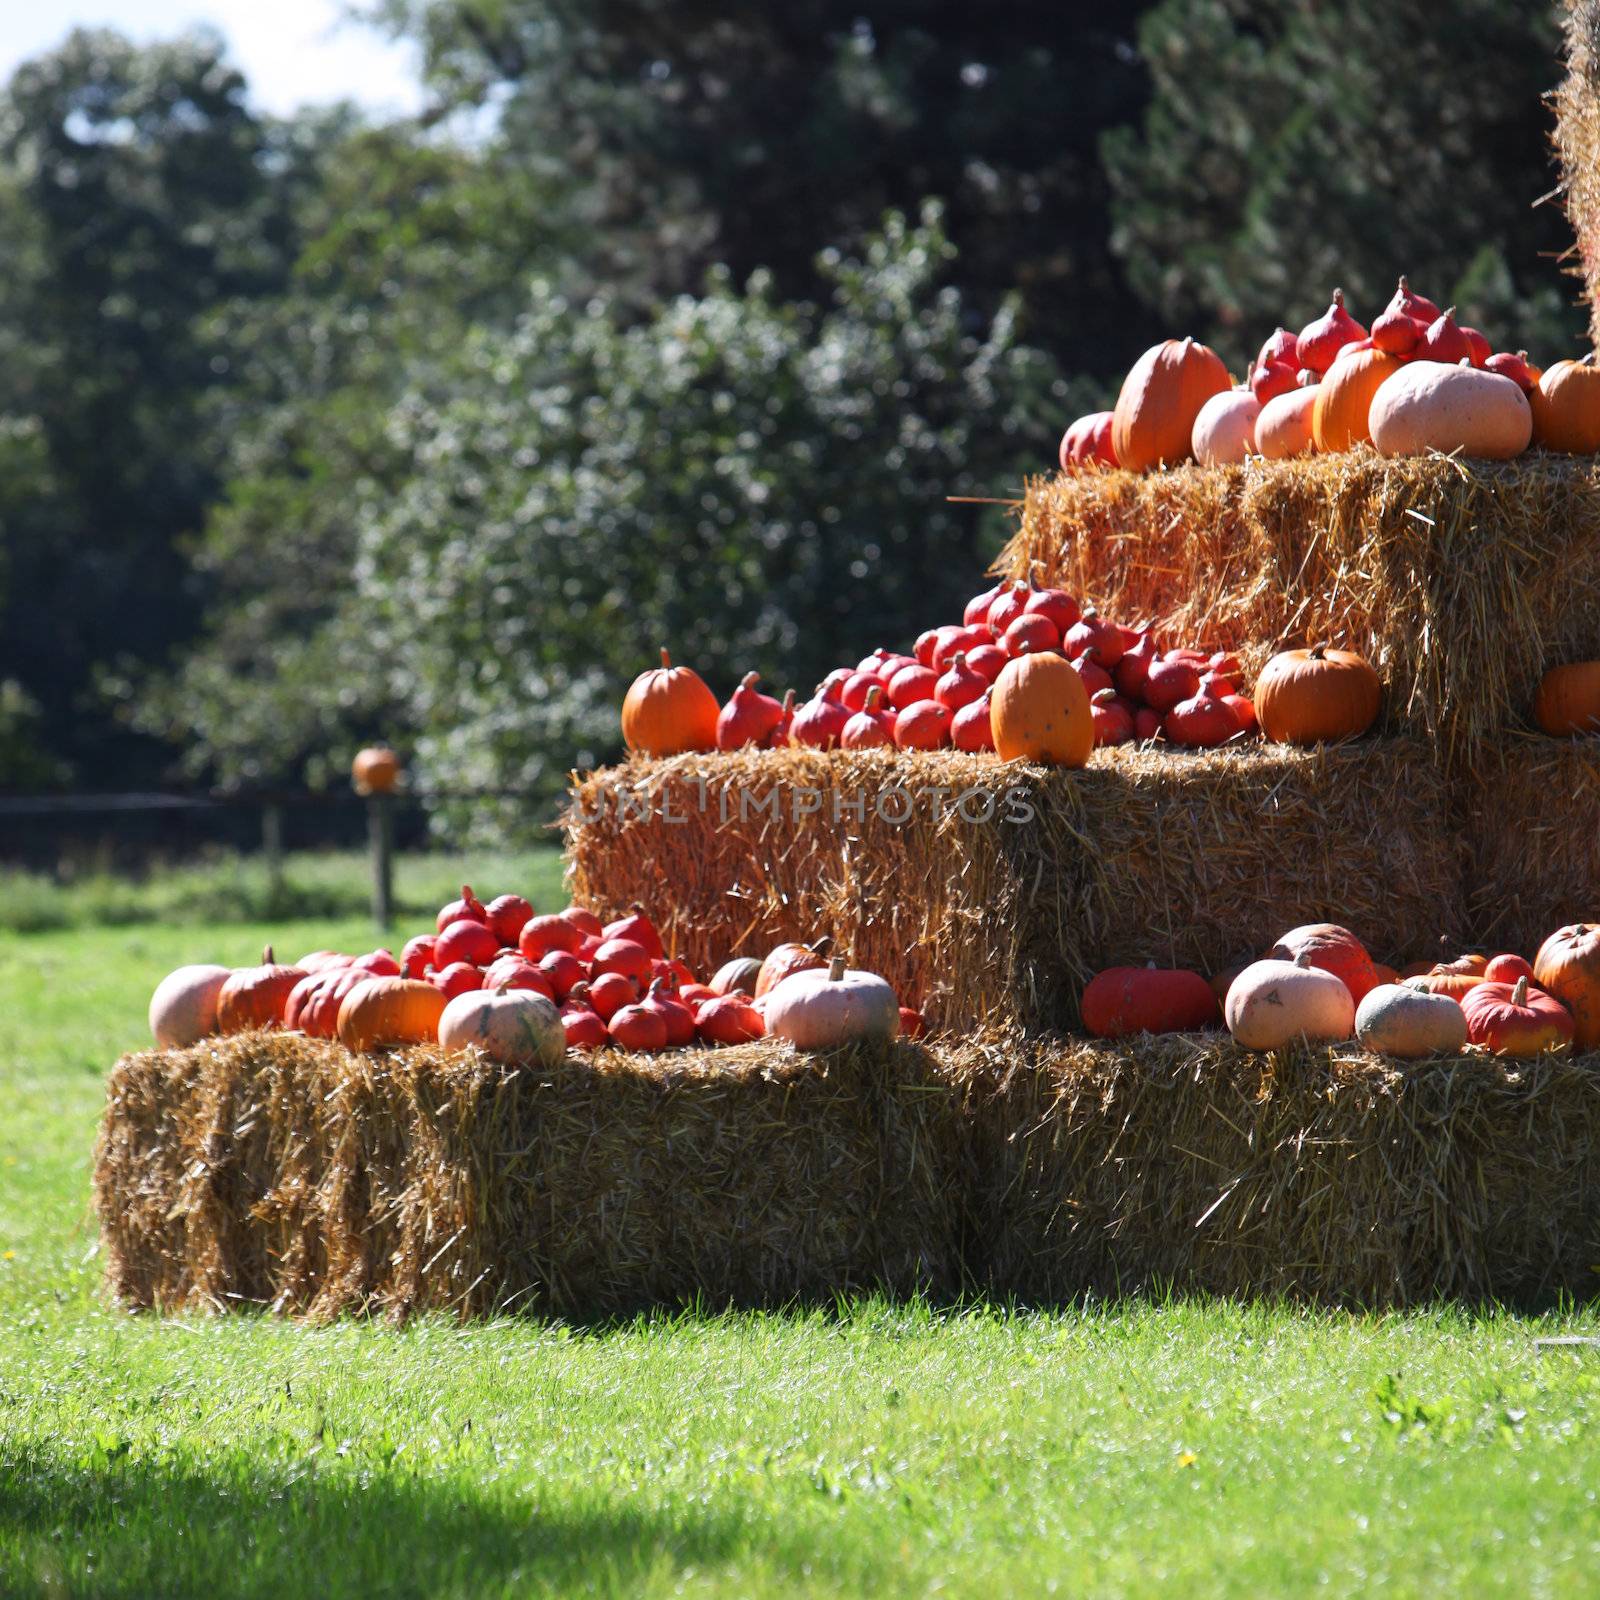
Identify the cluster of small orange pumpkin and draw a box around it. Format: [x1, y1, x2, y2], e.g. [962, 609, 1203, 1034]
[148, 895, 920, 1062]
[1081, 922, 1600, 1060]
[1061, 276, 1600, 473]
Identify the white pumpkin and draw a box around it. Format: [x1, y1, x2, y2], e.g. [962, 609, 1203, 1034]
[1224, 953, 1354, 1050]
[762, 956, 900, 1049]
[1354, 983, 1468, 1059]
[438, 986, 565, 1067]
[1253, 386, 1319, 459]
[1368, 362, 1531, 460]
[148, 964, 232, 1049]
[1191, 389, 1260, 466]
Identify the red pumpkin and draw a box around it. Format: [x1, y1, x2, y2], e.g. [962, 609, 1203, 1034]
[935, 653, 987, 712]
[563, 907, 604, 937]
[401, 934, 437, 976]
[964, 644, 1007, 684]
[485, 894, 534, 947]
[1091, 688, 1136, 747]
[893, 700, 953, 751]
[480, 956, 555, 999]
[519, 913, 581, 960]
[1064, 611, 1126, 667]
[586, 971, 638, 1020]
[216, 947, 306, 1034]
[1059, 410, 1119, 471]
[1141, 658, 1200, 714]
[591, 937, 652, 985]
[434, 917, 500, 970]
[1081, 965, 1220, 1038]
[1023, 585, 1081, 636]
[1163, 686, 1242, 748]
[639, 979, 696, 1046]
[950, 694, 996, 752]
[537, 949, 585, 999]
[601, 905, 664, 960]
[1483, 953, 1534, 985]
[841, 686, 896, 750]
[1265, 924, 1377, 1004]
[789, 690, 850, 749]
[695, 993, 765, 1045]
[436, 884, 488, 933]
[716, 672, 785, 750]
[1461, 976, 1574, 1057]
[432, 962, 483, 1000]
[285, 966, 372, 1039]
[608, 1003, 668, 1052]
[561, 994, 609, 1051]
[1001, 614, 1060, 660]
[897, 1006, 927, 1040]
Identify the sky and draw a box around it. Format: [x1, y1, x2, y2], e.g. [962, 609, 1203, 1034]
[0, 1, 426, 117]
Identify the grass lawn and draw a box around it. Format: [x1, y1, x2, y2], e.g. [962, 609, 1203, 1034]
[1, 848, 1598, 1597]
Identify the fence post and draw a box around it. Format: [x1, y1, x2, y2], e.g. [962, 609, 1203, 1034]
[261, 801, 285, 903]
[368, 792, 394, 930]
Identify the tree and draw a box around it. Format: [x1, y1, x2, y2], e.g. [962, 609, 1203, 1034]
[1104, 0, 1586, 365]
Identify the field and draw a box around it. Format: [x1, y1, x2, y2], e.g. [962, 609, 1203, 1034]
[2, 850, 1599, 1597]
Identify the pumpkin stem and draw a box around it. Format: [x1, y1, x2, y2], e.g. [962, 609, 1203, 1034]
[827, 955, 846, 982]
[1308, 644, 1327, 661]
[1512, 975, 1529, 1007]
[495, 982, 511, 996]
[865, 685, 882, 712]
[1293, 951, 1313, 970]
[740, 671, 760, 691]
[952, 652, 966, 669]
[1330, 287, 1345, 307]
[658, 647, 672, 668]
[781, 689, 795, 712]
[262, 945, 275, 965]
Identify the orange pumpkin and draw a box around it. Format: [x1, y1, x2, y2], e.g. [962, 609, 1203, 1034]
[336, 977, 447, 1052]
[621, 647, 720, 756]
[1081, 966, 1219, 1039]
[216, 946, 306, 1034]
[1254, 645, 1381, 745]
[1530, 356, 1600, 454]
[1266, 923, 1379, 1004]
[1111, 337, 1232, 472]
[1461, 976, 1574, 1057]
[990, 652, 1093, 766]
[1404, 972, 1483, 1002]
[1533, 924, 1600, 1049]
[351, 745, 401, 794]
[1534, 661, 1600, 737]
[755, 941, 827, 998]
[1431, 953, 1488, 978]
[1312, 348, 1404, 453]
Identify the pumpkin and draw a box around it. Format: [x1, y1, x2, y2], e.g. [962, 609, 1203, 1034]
[215, 947, 305, 1034]
[485, 894, 534, 946]
[1190, 389, 1260, 466]
[1059, 411, 1119, 471]
[1208, 961, 1249, 1006]
[479, 956, 555, 998]
[284, 965, 372, 1038]
[436, 884, 488, 932]
[1225, 952, 1356, 1050]
[148, 964, 232, 1049]
[601, 905, 664, 959]
[296, 949, 353, 973]
[990, 652, 1093, 767]
[434, 917, 501, 970]
[716, 672, 785, 750]
[1081, 965, 1219, 1039]
[621, 647, 719, 756]
[336, 977, 448, 1052]
[1431, 952, 1488, 977]
[1311, 348, 1404, 452]
[608, 1002, 668, 1051]
[1532, 924, 1600, 1049]
[591, 937, 652, 985]
[1461, 976, 1574, 1057]
[438, 984, 566, 1067]
[432, 962, 484, 999]
[639, 979, 697, 1046]
[1296, 288, 1367, 374]
[763, 955, 901, 1048]
[562, 998, 609, 1052]
[1404, 972, 1484, 1002]
[1265, 923, 1377, 1004]
[756, 941, 827, 997]
[1254, 645, 1380, 745]
[1530, 356, 1600, 454]
[519, 913, 581, 959]
[695, 993, 766, 1045]
[351, 745, 401, 795]
[1368, 363, 1532, 460]
[1534, 661, 1600, 737]
[1484, 953, 1535, 985]
[1254, 386, 1319, 459]
[709, 957, 762, 996]
[538, 950, 585, 999]
[1354, 984, 1468, 1058]
[1111, 337, 1232, 472]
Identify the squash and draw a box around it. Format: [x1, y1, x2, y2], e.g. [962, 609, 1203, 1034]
[148, 964, 231, 1049]
[1530, 356, 1600, 454]
[1112, 337, 1232, 472]
[696, 994, 766, 1045]
[990, 652, 1093, 767]
[1266, 923, 1378, 1004]
[1534, 661, 1600, 737]
[1483, 953, 1535, 985]
[1368, 362, 1531, 460]
[1190, 389, 1260, 466]
[1312, 348, 1404, 452]
[1225, 953, 1356, 1050]
[709, 957, 762, 996]
[1533, 924, 1600, 1049]
[1254, 645, 1380, 745]
[1355, 984, 1468, 1058]
[1059, 411, 1118, 471]
[438, 984, 566, 1066]
[1403, 972, 1483, 1002]
[1080, 966, 1219, 1039]
[1461, 976, 1574, 1057]
[284, 965, 372, 1038]
[1254, 387, 1319, 459]
[215, 947, 306, 1034]
[351, 745, 401, 794]
[763, 955, 900, 1048]
[621, 647, 720, 756]
[336, 977, 448, 1052]
[756, 941, 827, 998]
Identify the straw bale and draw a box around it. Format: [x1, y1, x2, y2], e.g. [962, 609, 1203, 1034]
[565, 742, 1461, 1032]
[950, 1031, 1600, 1309]
[94, 1031, 964, 1322]
[1002, 453, 1600, 763]
[1556, 0, 1600, 348]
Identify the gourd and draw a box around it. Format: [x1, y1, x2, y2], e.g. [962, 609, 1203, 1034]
[1080, 966, 1219, 1039]
[1354, 984, 1467, 1058]
[351, 745, 401, 795]
[336, 977, 448, 1052]
[763, 955, 901, 1048]
[1254, 645, 1381, 745]
[215, 947, 305, 1034]
[1530, 356, 1600, 454]
[1460, 976, 1574, 1057]
[1403, 972, 1483, 1002]
[607, 1003, 667, 1051]
[1266, 923, 1378, 1003]
[1112, 337, 1232, 472]
[756, 942, 827, 997]
[1533, 924, 1600, 1049]
[696, 994, 766, 1045]
[285, 965, 372, 1038]
[148, 964, 231, 1048]
[1059, 411, 1118, 471]
[1296, 288, 1366, 373]
[1534, 661, 1600, 737]
[1190, 389, 1260, 466]
[434, 917, 500, 970]
[1254, 387, 1319, 459]
[621, 647, 720, 755]
[1225, 953, 1355, 1050]
[990, 652, 1093, 767]
[438, 985, 566, 1066]
[1312, 348, 1404, 452]
[601, 905, 664, 958]
[1368, 363, 1531, 460]
[709, 957, 762, 996]
[716, 673, 785, 750]
[591, 937, 653, 985]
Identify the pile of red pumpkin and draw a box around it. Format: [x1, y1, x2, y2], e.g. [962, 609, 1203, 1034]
[147, 889, 924, 1062]
[1062, 274, 1600, 473]
[1081, 922, 1600, 1060]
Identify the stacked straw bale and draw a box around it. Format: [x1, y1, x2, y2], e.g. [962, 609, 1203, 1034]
[1002, 453, 1600, 764]
[94, 1031, 965, 1321]
[1557, 0, 1600, 348]
[96, 1031, 1600, 1316]
[565, 743, 1461, 1032]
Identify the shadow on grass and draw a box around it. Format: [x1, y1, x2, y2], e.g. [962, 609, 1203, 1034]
[0, 1444, 757, 1599]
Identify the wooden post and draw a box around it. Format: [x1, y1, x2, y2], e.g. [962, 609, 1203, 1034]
[262, 801, 285, 902]
[368, 792, 394, 930]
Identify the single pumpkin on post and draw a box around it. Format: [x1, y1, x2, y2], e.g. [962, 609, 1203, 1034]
[1254, 645, 1381, 745]
[621, 648, 720, 756]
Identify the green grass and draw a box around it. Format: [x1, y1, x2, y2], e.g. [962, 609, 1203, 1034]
[1, 853, 1599, 1597]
